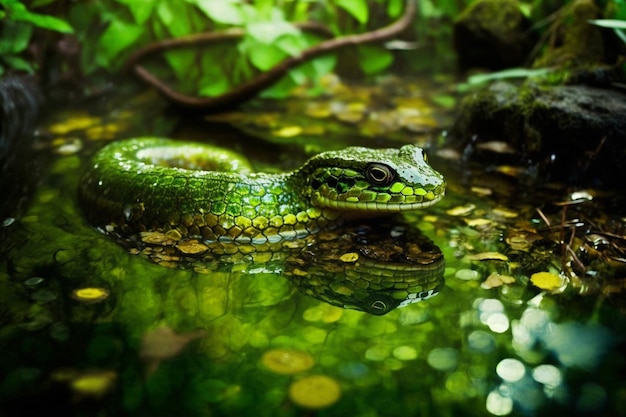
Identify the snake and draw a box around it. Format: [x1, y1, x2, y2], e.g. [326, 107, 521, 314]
[78, 137, 445, 243]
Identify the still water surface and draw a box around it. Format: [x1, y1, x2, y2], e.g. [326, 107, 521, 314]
[1, 86, 624, 417]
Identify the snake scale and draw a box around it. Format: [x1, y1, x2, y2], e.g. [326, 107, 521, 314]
[78, 137, 446, 243]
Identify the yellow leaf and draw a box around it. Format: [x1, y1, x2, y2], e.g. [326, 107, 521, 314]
[446, 204, 476, 216]
[339, 252, 359, 262]
[467, 252, 508, 261]
[530, 272, 565, 291]
[272, 126, 302, 137]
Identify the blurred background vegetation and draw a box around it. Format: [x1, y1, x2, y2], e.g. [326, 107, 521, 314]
[1, 0, 625, 100]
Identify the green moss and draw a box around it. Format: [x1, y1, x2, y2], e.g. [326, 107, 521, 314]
[533, 0, 605, 70]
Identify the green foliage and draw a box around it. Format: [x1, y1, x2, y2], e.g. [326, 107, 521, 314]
[0, 0, 72, 75]
[64, 0, 403, 98]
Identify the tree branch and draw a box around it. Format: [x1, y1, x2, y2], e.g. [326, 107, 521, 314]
[128, 0, 416, 113]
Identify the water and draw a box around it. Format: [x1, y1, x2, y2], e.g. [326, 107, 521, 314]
[1, 81, 625, 417]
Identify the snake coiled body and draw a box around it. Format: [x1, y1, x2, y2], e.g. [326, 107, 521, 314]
[78, 138, 445, 243]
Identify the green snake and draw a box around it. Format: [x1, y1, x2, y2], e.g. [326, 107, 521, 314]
[78, 138, 445, 243]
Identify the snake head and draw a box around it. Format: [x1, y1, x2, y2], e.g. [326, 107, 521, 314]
[304, 144, 445, 213]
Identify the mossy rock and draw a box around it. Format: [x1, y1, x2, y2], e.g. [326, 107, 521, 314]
[453, 0, 536, 70]
[449, 81, 626, 187]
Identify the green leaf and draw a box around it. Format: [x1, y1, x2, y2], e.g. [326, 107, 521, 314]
[336, 0, 368, 24]
[164, 49, 198, 91]
[198, 48, 233, 97]
[588, 19, 626, 29]
[357, 45, 393, 75]
[311, 53, 337, 76]
[192, 0, 244, 25]
[1, 55, 35, 72]
[10, 6, 74, 34]
[275, 34, 306, 56]
[419, 0, 443, 19]
[157, 0, 192, 37]
[0, 21, 33, 54]
[119, 0, 155, 25]
[30, 0, 56, 7]
[466, 67, 555, 85]
[246, 21, 298, 44]
[259, 73, 295, 98]
[247, 41, 287, 71]
[97, 20, 143, 66]
[387, 0, 404, 18]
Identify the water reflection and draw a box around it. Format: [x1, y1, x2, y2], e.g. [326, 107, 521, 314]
[463, 294, 616, 416]
[105, 217, 444, 315]
[284, 221, 444, 315]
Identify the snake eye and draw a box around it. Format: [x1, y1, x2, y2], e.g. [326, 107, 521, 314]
[365, 163, 394, 186]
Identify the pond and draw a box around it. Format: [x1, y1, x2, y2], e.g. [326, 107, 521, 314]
[1, 76, 625, 417]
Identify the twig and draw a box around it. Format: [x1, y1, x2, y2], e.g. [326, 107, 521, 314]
[535, 207, 551, 227]
[127, 0, 417, 113]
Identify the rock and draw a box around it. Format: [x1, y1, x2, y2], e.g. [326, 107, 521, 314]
[453, 0, 536, 70]
[533, 0, 604, 66]
[448, 82, 626, 187]
[0, 76, 42, 220]
[532, 0, 623, 84]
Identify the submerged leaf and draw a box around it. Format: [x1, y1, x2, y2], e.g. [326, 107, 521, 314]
[261, 349, 314, 375]
[288, 375, 341, 409]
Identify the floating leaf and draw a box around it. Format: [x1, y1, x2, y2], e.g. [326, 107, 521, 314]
[455, 269, 481, 281]
[476, 141, 516, 154]
[70, 370, 117, 398]
[464, 218, 493, 227]
[446, 204, 476, 216]
[339, 252, 359, 262]
[530, 272, 565, 291]
[481, 273, 516, 289]
[71, 287, 109, 303]
[492, 207, 518, 218]
[467, 252, 509, 261]
[272, 126, 302, 137]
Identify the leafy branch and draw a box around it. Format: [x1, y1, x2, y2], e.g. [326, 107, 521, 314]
[126, 0, 417, 113]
